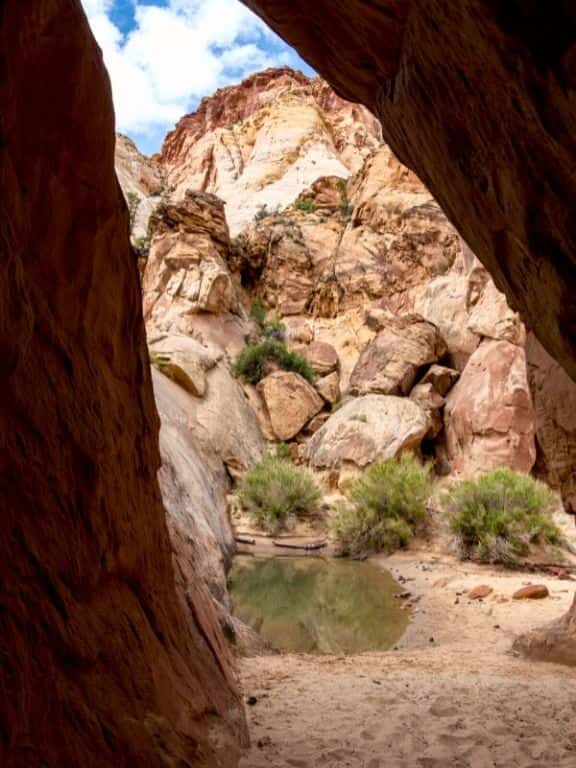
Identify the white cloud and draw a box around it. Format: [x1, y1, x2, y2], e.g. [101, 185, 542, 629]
[82, 0, 306, 153]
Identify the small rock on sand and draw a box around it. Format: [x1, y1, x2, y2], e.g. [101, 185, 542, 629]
[468, 585, 493, 600]
[513, 584, 549, 600]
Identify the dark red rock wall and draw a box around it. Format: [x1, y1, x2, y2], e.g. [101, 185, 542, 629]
[0, 2, 246, 766]
[243, 0, 576, 382]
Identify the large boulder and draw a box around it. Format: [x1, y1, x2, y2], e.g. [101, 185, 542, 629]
[154, 371, 236, 605]
[444, 340, 536, 475]
[258, 371, 325, 440]
[349, 315, 446, 395]
[299, 340, 340, 375]
[303, 395, 429, 469]
[415, 270, 481, 371]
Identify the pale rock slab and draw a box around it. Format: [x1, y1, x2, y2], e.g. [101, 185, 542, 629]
[303, 395, 429, 469]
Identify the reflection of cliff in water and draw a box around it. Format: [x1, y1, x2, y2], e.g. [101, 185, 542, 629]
[228, 556, 410, 654]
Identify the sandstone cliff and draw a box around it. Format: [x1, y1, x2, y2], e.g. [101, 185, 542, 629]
[159, 67, 382, 234]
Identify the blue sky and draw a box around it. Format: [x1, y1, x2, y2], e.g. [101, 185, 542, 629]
[82, 0, 315, 155]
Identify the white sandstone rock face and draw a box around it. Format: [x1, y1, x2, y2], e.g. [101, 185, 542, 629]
[159, 68, 382, 235]
[303, 395, 430, 469]
[115, 133, 163, 238]
[142, 191, 242, 339]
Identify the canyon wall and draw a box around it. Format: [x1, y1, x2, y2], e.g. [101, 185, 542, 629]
[160, 68, 382, 234]
[0, 2, 246, 766]
[242, 1, 576, 383]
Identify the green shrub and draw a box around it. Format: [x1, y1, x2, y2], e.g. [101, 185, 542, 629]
[331, 454, 432, 557]
[254, 205, 270, 222]
[250, 298, 286, 340]
[274, 442, 292, 461]
[339, 202, 354, 219]
[294, 198, 317, 212]
[233, 339, 315, 384]
[443, 468, 561, 565]
[239, 456, 322, 530]
[126, 191, 141, 235]
[250, 297, 267, 326]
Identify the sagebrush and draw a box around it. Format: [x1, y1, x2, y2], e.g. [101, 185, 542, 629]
[233, 339, 314, 384]
[331, 453, 432, 557]
[239, 455, 322, 530]
[443, 468, 561, 565]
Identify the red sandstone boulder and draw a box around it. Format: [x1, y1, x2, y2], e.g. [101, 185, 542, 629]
[444, 340, 536, 475]
[349, 315, 446, 396]
[257, 371, 324, 440]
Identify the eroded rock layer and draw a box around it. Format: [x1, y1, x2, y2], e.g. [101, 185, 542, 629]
[0, 2, 245, 766]
[242, 0, 576, 383]
[160, 67, 382, 233]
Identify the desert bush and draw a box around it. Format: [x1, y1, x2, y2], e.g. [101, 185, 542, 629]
[250, 298, 286, 341]
[126, 191, 142, 236]
[331, 453, 432, 557]
[233, 339, 314, 384]
[250, 297, 267, 326]
[254, 205, 270, 222]
[443, 468, 561, 565]
[294, 198, 317, 213]
[239, 455, 321, 530]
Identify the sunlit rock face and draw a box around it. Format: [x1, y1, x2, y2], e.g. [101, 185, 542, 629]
[0, 2, 246, 766]
[242, 1, 576, 384]
[115, 133, 163, 238]
[159, 67, 382, 234]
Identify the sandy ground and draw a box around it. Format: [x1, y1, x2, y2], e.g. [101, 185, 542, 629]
[238, 550, 576, 767]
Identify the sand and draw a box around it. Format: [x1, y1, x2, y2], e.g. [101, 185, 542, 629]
[238, 551, 576, 767]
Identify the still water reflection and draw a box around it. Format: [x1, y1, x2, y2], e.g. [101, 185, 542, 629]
[228, 555, 410, 654]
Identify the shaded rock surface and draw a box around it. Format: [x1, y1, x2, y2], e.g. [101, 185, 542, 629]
[527, 333, 576, 515]
[0, 3, 246, 766]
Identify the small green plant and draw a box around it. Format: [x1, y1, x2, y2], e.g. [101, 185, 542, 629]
[339, 202, 354, 219]
[431, 259, 450, 276]
[331, 454, 432, 558]
[233, 340, 315, 384]
[250, 297, 267, 326]
[254, 205, 270, 222]
[149, 350, 171, 367]
[249, 297, 286, 341]
[294, 198, 317, 213]
[126, 191, 141, 235]
[239, 455, 321, 530]
[443, 468, 562, 565]
[274, 442, 292, 461]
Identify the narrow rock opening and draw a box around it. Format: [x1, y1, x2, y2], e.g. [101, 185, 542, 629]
[3, 2, 576, 766]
